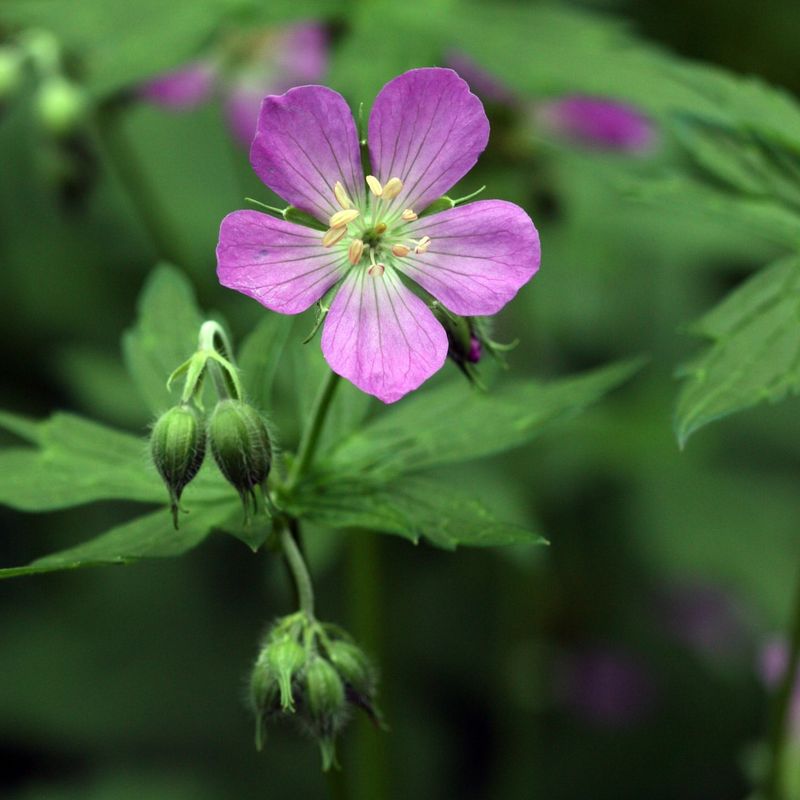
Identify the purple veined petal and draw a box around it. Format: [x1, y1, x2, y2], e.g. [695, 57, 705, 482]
[397, 200, 540, 316]
[216, 210, 348, 314]
[139, 61, 216, 109]
[250, 85, 364, 223]
[321, 266, 448, 403]
[536, 95, 656, 153]
[368, 68, 489, 217]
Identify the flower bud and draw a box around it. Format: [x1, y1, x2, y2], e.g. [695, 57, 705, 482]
[150, 404, 206, 528]
[268, 636, 306, 712]
[326, 639, 375, 695]
[431, 305, 481, 368]
[35, 75, 88, 136]
[305, 656, 347, 771]
[208, 399, 272, 506]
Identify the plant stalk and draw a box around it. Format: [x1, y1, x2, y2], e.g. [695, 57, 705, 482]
[279, 522, 315, 618]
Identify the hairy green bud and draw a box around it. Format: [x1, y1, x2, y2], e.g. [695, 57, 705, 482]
[150, 404, 205, 528]
[267, 636, 306, 712]
[305, 656, 347, 771]
[35, 76, 87, 136]
[326, 639, 375, 695]
[208, 399, 272, 506]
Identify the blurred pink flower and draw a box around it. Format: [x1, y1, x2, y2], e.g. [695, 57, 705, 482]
[139, 24, 328, 147]
[758, 637, 800, 738]
[446, 51, 657, 154]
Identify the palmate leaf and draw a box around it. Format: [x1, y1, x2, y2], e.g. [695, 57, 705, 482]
[238, 314, 294, 406]
[675, 256, 800, 446]
[0, 409, 233, 511]
[325, 360, 643, 479]
[122, 264, 204, 415]
[288, 474, 545, 550]
[0, 500, 239, 579]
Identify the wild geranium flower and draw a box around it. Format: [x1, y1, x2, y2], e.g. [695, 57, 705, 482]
[139, 24, 327, 147]
[216, 68, 541, 403]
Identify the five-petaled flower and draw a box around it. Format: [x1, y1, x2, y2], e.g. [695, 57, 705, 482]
[216, 68, 541, 403]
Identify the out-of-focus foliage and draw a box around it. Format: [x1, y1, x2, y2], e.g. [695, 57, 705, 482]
[3, 0, 800, 798]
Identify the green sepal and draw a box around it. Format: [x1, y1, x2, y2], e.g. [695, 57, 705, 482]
[419, 196, 455, 217]
[283, 206, 327, 231]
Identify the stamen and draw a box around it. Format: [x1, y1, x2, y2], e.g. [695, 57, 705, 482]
[368, 262, 385, 277]
[382, 177, 403, 200]
[366, 175, 383, 196]
[348, 238, 365, 265]
[391, 243, 410, 257]
[414, 235, 431, 254]
[333, 181, 352, 210]
[374, 222, 387, 235]
[329, 208, 360, 228]
[322, 226, 347, 247]
[401, 208, 418, 222]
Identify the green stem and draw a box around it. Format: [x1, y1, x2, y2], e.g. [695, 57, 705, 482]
[348, 532, 389, 800]
[279, 522, 315, 618]
[94, 100, 184, 265]
[287, 370, 341, 487]
[764, 562, 800, 799]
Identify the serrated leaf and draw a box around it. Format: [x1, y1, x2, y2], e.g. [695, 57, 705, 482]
[122, 264, 204, 415]
[0, 411, 230, 511]
[326, 360, 642, 478]
[238, 314, 293, 407]
[675, 256, 800, 446]
[288, 475, 544, 550]
[0, 499, 238, 579]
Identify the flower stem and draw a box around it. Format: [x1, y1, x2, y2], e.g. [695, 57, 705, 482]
[287, 370, 341, 487]
[94, 99, 185, 266]
[764, 562, 800, 799]
[279, 521, 315, 618]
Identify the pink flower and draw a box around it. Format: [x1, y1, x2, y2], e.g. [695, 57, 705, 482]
[216, 68, 541, 403]
[536, 95, 655, 153]
[446, 52, 656, 154]
[138, 24, 328, 147]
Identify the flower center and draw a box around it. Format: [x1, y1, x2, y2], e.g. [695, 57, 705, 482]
[321, 178, 430, 268]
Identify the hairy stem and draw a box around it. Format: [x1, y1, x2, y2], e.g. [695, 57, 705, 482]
[279, 522, 315, 618]
[764, 562, 800, 799]
[287, 370, 341, 487]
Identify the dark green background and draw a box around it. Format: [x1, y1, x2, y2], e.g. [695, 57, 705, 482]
[2, 0, 800, 797]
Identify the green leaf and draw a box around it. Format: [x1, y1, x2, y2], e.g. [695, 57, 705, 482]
[326, 360, 642, 478]
[289, 475, 544, 550]
[0, 499, 238, 579]
[675, 256, 800, 446]
[238, 314, 293, 407]
[0, 411, 230, 511]
[672, 114, 800, 211]
[122, 264, 204, 415]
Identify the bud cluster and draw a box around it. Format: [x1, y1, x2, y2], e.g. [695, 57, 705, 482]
[249, 612, 380, 770]
[150, 398, 272, 526]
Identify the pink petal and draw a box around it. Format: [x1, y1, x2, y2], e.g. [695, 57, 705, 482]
[367, 68, 489, 217]
[398, 200, 540, 316]
[250, 85, 363, 223]
[274, 24, 329, 85]
[139, 61, 216, 109]
[321, 267, 448, 403]
[216, 210, 347, 314]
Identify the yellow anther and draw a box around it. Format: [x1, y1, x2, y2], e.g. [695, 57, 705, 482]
[374, 222, 387, 235]
[329, 208, 360, 228]
[333, 181, 353, 210]
[382, 177, 403, 200]
[391, 243, 410, 257]
[414, 235, 431, 254]
[401, 208, 418, 222]
[368, 262, 385, 277]
[348, 238, 365, 265]
[322, 226, 347, 247]
[366, 175, 383, 196]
